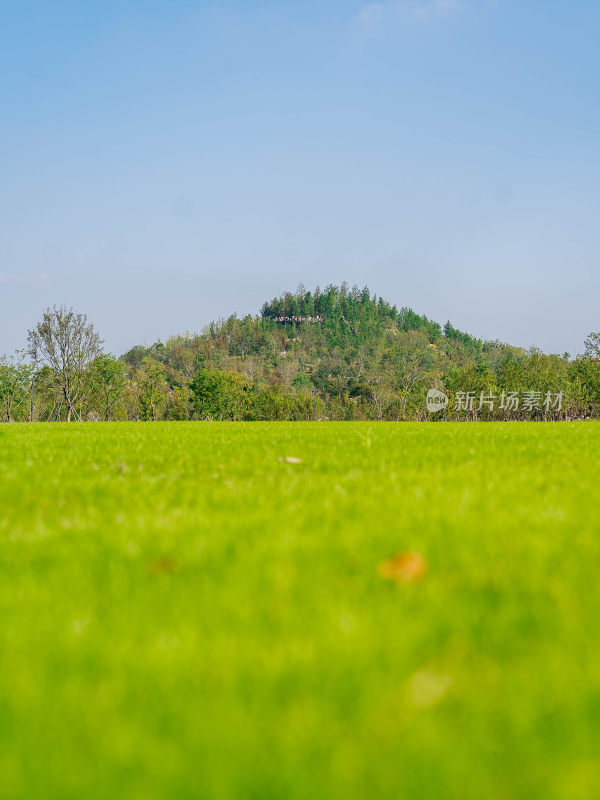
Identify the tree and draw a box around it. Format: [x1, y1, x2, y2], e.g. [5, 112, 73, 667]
[138, 357, 167, 421]
[27, 307, 103, 421]
[584, 332, 600, 360]
[190, 368, 251, 420]
[0, 352, 33, 422]
[569, 356, 600, 418]
[164, 335, 197, 419]
[91, 354, 127, 420]
[393, 330, 437, 415]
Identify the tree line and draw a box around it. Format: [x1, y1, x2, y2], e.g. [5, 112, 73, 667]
[1, 284, 600, 421]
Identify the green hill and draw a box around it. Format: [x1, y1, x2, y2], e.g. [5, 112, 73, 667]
[3, 284, 598, 421]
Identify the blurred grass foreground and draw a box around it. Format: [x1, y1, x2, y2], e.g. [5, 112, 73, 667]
[1, 421, 600, 799]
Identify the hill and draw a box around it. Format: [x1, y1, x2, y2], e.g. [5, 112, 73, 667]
[116, 284, 592, 421]
[2, 284, 598, 421]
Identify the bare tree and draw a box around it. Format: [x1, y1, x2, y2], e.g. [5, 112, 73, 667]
[28, 306, 103, 421]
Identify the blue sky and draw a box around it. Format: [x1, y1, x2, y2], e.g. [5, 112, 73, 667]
[1, 0, 599, 355]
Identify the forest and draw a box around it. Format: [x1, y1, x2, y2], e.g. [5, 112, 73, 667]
[1, 283, 599, 421]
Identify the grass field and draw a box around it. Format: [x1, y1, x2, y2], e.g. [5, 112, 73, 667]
[1, 422, 600, 799]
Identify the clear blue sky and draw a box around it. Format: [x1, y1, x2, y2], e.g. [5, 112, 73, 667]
[1, 0, 599, 355]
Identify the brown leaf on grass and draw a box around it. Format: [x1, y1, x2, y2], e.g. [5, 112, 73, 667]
[378, 551, 427, 583]
[278, 456, 303, 464]
[147, 557, 181, 576]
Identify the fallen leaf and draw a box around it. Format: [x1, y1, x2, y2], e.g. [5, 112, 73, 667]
[147, 556, 181, 575]
[278, 456, 303, 464]
[378, 551, 427, 583]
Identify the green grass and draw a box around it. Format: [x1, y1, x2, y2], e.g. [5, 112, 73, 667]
[1, 422, 600, 799]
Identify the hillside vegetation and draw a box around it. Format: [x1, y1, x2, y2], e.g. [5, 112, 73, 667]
[2, 284, 599, 421]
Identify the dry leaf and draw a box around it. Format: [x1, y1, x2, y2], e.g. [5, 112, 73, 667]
[147, 556, 181, 575]
[278, 456, 303, 464]
[378, 551, 427, 583]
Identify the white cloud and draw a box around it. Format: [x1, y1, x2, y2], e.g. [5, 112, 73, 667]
[358, 0, 464, 24]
